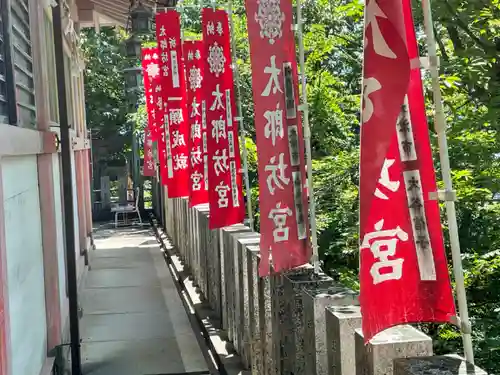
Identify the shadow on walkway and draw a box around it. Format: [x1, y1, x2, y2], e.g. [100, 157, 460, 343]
[80, 224, 212, 375]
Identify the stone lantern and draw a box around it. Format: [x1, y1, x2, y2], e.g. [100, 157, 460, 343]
[124, 35, 142, 59]
[123, 67, 143, 93]
[130, 2, 152, 35]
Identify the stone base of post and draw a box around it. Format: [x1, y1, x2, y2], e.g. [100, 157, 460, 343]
[236, 233, 260, 368]
[355, 325, 433, 375]
[394, 355, 486, 375]
[303, 286, 359, 375]
[272, 268, 332, 374]
[221, 225, 252, 346]
[326, 305, 362, 375]
[246, 245, 263, 375]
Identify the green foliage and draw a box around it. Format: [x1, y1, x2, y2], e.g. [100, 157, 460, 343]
[81, 1, 500, 372]
[182, 3, 500, 370]
[300, 0, 363, 294]
[81, 27, 134, 161]
[300, 0, 500, 372]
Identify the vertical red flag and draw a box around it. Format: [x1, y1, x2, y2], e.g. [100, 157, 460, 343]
[201, 9, 245, 228]
[184, 40, 209, 207]
[244, 0, 311, 275]
[141, 47, 168, 184]
[359, 0, 456, 342]
[156, 11, 190, 197]
[141, 48, 158, 140]
[143, 128, 155, 176]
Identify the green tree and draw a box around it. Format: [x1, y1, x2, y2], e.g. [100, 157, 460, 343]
[299, 0, 500, 372]
[81, 27, 132, 162]
[80, 2, 500, 372]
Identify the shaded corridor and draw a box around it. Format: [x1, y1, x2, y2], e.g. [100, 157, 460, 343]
[80, 225, 211, 375]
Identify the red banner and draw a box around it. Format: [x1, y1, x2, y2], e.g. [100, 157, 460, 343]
[141, 47, 168, 183]
[244, 0, 310, 275]
[141, 48, 157, 140]
[156, 11, 190, 197]
[141, 48, 158, 137]
[201, 9, 245, 228]
[184, 40, 209, 207]
[359, 0, 455, 342]
[143, 128, 155, 176]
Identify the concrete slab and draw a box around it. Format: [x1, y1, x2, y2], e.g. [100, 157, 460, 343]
[89, 256, 155, 270]
[81, 311, 176, 342]
[80, 287, 167, 315]
[82, 338, 185, 375]
[91, 247, 153, 259]
[81, 225, 210, 375]
[84, 268, 160, 288]
[93, 238, 151, 249]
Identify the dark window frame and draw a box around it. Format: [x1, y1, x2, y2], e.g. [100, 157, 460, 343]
[0, 0, 36, 127]
[0, 0, 19, 125]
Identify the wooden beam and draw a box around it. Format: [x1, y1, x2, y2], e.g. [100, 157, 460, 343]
[79, 0, 160, 29]
[93, 9, 100, 32]
[0, 124, 44, 156]
[94, 0, 129, 15]
[78, 8, 94, 23]
[93, 3, 127, 23]
[96, 0, 129, 9]
[76, 0, 95, 11]
[92, 5, 127, 24]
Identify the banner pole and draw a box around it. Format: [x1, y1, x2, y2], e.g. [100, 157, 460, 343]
[421, 0, 474, 363]
[296, 0, 320, 274]
[227, 0, 255, 231]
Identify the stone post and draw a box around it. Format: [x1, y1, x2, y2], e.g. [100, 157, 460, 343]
[207, 224, 221, 319]
[221, 225, 251, 343]
[237, 234, 260, 368]
[100, 176, 110, 209]
[189, 207, 200, 285]
[326, 305, 362, 375]
[194, 205, 209, 288]
[177, 200, 183, 255]
[182, 199, 189, 257]
[187, 200, 193, 270]
[355, 325, 433, 375]
[303, 286, 359, 375]
[261, 273, 275, 375]
[246, 245, 264, 375]
[118, 176, 127, 203]
[177, 199, 183, 250]
[185, 200, 191, 251]
[165, 191, 171, 234]
[229, 228, 255, 354]
[171, 198, 176, 242]
[393, 355, 487, 375]
[198, 210, 209, 299]
[179, 199, 186, 256]
[173, 199, 179, 247]
[272, 268, 332, 375]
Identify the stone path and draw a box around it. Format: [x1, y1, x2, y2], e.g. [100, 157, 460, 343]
[80, 225, 211, 375]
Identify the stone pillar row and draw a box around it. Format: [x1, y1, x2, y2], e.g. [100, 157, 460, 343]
[164, 198, 485, 375]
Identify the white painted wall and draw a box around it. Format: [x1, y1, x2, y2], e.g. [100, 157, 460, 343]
[70, 151, 87, 287]
[70, 151, 80, 259]
[52, 153, 68, 329]
[2, 155, 47, 375]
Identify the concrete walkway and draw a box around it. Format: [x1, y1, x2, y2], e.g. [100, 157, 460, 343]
[80, 225, 210, 375]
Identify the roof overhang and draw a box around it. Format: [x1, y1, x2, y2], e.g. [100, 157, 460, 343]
[77, 0, 156, 28]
